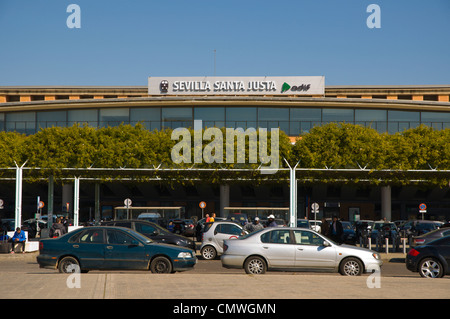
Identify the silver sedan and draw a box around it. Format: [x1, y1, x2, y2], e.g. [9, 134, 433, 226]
[221, 227, 382, 276]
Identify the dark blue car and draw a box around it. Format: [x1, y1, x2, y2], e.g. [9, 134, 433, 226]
[37, 226, 197, 273]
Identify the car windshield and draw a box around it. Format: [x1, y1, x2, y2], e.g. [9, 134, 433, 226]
[374, 223, 396, 231]
[416, 223, 436, 231]
[342, 222, 353, 230]
[297, 220, 310, 228]
[125, 229, 153, 244]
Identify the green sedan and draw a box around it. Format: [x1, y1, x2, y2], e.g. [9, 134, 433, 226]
[37, 226, 197, 273]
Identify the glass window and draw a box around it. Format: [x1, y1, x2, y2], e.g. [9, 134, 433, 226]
[107, 229, 136, 245]
[130, 108, 161, 130]
[162, 107, 192, 129]
[194, 107, 225, 128]
[79, 229, 104, 244]
[421, 111, 450, 122]
[68, 109, 98, 127]
[6, 112, 36, 134]
[355, 109, 387, 121]
[37, 110, 67, 129]
[290, 108, 321, 121]
[293, 230, 323, 246]
[226, 107, 257, 121]
[0, 113, 4, 131]
[258, 108, 289, 132]
[99, 108, 129, 127]
[260, 229, 291, 244]
[135, 223, 157, 234]
[217, 224, 242, 236]
[258, 107, 289, 121]
[226, 107, 257, 129]
[322, 109, 354, 122]
[388, 110, 420, 122]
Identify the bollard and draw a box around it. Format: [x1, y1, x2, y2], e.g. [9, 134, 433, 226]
[402, 238, 407, 254]
[368, 237, 372, 250]
[385, 238, 389, 254]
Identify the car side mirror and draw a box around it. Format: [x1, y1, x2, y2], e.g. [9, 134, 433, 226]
[322, 241, 331, 247]
[152, 230, 160, 236]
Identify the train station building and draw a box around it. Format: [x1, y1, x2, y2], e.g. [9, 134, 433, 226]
[0, 76, 449, 225]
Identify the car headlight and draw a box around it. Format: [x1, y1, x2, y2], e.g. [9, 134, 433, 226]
[177, 252, 193, 258]
[372, 253, 381, 260]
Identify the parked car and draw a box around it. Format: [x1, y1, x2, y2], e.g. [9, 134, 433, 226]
[195, 217, 226, 241]
[411, 228, 450, 248]
[137, 213, 165, 227]
[101, 220, 196, 250]
[227, 212, 248, 226]
[354, 220, 374, 244]
[341, 221, 357, 245]
[370, 222, 400, 252]
[37, 226, 197, 273]
[296, 219, 310, 229]
[406, 236, 450, 278]
[399, 220, 438, 242]
[309, 220, 322, 233]
[200, 221, 247, 260]
[221, 227, 382, 276]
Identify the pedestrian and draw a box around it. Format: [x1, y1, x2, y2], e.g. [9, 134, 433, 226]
[210, 213, 216, 222]
[49, 217, 66, 238]
[244, 217, 264, 233]
[328, 215, 343, 243]
[320, 217, 329, 236]
[205, 214, 210, 223]
[267, 215, 278, 228]
[9, 227, 26, 253]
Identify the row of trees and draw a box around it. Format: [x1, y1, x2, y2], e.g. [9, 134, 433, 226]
[0, 123, 448, 186]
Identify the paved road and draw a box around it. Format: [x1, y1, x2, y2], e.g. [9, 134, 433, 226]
[0, 251, 449, 301]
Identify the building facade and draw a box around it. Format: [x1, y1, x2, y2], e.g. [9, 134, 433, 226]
[1, 79, 449, 224]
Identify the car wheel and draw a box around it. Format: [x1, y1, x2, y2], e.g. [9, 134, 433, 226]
[244, 256, 266, 275]
[58, 256, 80, 274]
[150, 256, 173, 274]
[340, 257, 363, 276]
[419, 258, 444, 278]
[201, 245, 217, 260]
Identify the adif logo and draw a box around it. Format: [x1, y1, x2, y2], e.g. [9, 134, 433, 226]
[281, 82, 311, 93]
[171, 120, 279, 174]
[160, 80, 169, 93]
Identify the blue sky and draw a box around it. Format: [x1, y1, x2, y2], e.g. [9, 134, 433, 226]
[0, 0, 449, 86]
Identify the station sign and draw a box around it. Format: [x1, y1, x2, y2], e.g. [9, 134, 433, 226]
[148, 76, 325, 96]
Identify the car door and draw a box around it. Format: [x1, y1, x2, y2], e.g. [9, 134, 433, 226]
[71, 228, 106, 269]
[214, 224, 243, 250]
[104, 229, 149, 270]
[259, 229, 295, 268]
[292, 229, 336, 269]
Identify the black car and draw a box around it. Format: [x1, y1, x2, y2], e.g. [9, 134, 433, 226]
[411, 228, 450, 248]
[341, 221, 357, 245]
[101, 220, 196, 250]
[406, 236, 450, 278]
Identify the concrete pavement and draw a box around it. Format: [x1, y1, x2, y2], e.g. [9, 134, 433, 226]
[0, 251, 449, 300]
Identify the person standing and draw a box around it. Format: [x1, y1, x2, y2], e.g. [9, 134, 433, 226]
[49, 217, 66, 238]
[267, 215, 278, 228]
[328, 215, 343, 243]
[320, 217, 329, 236]
[244, 217, 264, 233]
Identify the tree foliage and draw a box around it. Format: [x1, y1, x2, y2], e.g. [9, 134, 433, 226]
[0, 123, 448, 186]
